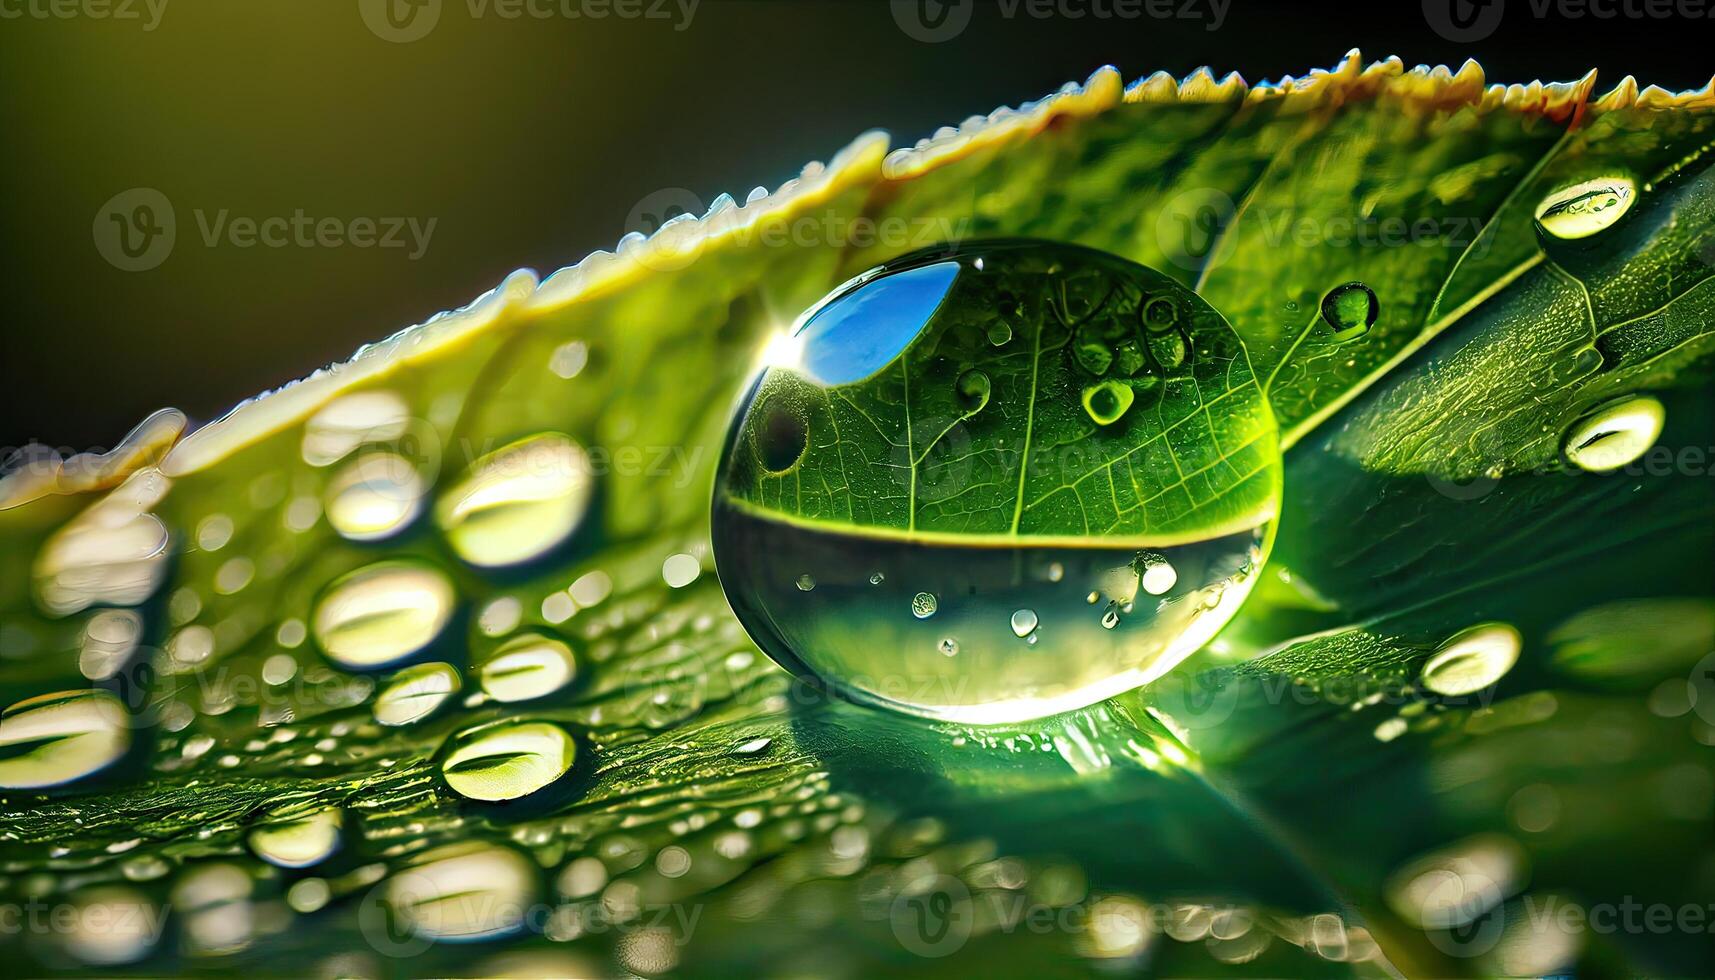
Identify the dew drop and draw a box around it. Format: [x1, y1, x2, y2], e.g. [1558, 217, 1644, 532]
[248, 808, 342, 869]
[58, 886, 157, 965]
[1141, 295, 1179, 332]
[79, 609, 143, 681]
[479, 633, 577, 703]
[385, 842, 539, 941]
[33, 470, 171, 616]
[1534, 175, 1636, 240]
[1319, 282, 1379, 342]
[911, 592, 939, 618]
[796, 573, 816, 592]
[312, 561, 455, 670]
[986, 321, 1013, 346]
[957, 369, 992, 413]
[868, 571, 886, 585]
[1563, 395, 1664, 473]
[734, 736, 772, 755]
[0, 690, 130, 789]
[938, 638, 959, 656]
[662, 552, 701, 588]
[549, 340, 589, 379]
[374, 662, 462, 726]
[436, 433, 592, 568]
[439, 719, 578, 802]
[300, 390, 411, 467]
[325, 452, 425, 542]
[1010, 608, 1039, 638]
[1136, 552, 1178, 596]
[1422, 622, 1522, 696]
[1082, 380, 1135, 426]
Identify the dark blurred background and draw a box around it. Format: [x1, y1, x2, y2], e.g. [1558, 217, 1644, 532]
[1, 0, 1707, 456]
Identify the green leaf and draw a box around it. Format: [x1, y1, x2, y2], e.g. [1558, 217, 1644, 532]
[2, 54, 1713, 978]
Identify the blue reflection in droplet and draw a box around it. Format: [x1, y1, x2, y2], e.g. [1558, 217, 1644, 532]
[795, 261, 959, 385]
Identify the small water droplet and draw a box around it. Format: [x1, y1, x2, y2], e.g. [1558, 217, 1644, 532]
[549, 340, 589, 379]
[325, 452, 425, 542]
[1086, 590, 1100, 604]
[1136, 552, 1178, 596]
[312, 561, 455, 670]
[985, 321, 1012, 346]
[1141, 295, 1179, 332]
[1319, 282, 1379, 342]
[796, 573, 816, 592]
[479, 634, 577, 703]
[1563, 395, 1665, 473]
[374, 662, 462, 726]
[1082, 380, 1135, 426]
[868, 571, 886, 585]
[0, 690, 130, 789]
[1422, 622, 1521, 696]
[440, 719, 578, 802]
[912, 592, 939, 618]
[248, 808, 342, 869]
[1534, 175, 1636, 240]
[957, 369, 992, 413]
[734, 736, 772, 755]
[300, 390, 410, 467]
[436, 433, 592, 569]
[662, 553, 701, 588]
[385, 843, 539, 941]
[938, 638, 959, 656]
[1047, 562, 1064, 582]
[1010, 608, 1039, 638]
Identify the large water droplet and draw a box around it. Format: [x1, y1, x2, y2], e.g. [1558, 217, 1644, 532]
[1421, 623, 1521, 696]
[60, 886, 158, 965]
[0, 690, 130, 789]
[312, 561, 455, 670]
[374, 662, 462, 726]
[439, 719, 578, 801]
[384, 842, 539, 942]
[33, 469, 171, 616]
[300, 390, 411, 467]
[436, 433, 592, 568]
[478, 634, 577, 703]
[1534, 176, 1636, 240]
[325, 452, 425, 541]
[711, 241, 1280, 723]
[1562, 394, 1664, 473]
[248, 808, 342, 868]
[1319, 282, 1378, 342]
